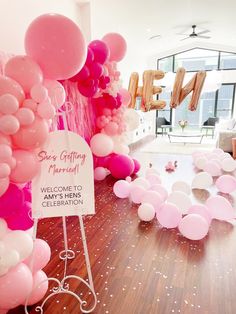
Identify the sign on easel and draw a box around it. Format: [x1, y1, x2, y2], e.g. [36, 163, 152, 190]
[32, 130, 95, 218]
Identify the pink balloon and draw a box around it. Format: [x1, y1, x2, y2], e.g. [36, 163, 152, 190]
[109, 154, 134, 179]
[43, 79, 66, 108]
[0, 133, 11, 146]
[215, 175, 236, 194]
[0, 183, 24, 218]
[37, 101, 56, 120]
[119, 88, 131, 107]
[22, 98, 38, 112]
[15, 108, 35, 126]
[12, 116, 49, 150]
[0, 263, 33, 309]
[88, 40, 109, 64]
[178, 214, 209, 240]
[188, 204, 212, 225]
[150, 184, 168, 202]
[130, 185, 146, 204]
[30, 83, 48, 103]
[26, 270, 48, 306]
[90, 133, 114, 157]
[89, 62, 103, 79]
[0, 114, 20, 135]
[94, 167, 108, 181]
[0, 177, 9, 197]
[102, 33, 127, 62]
[146, 174, 161, 186]
[0, 75, 25, 104]
[0, 94, 19, 114]
[142, 190, 163, 212]
[5, 55, 43, 93]
[24, 239, 51, 274]
[206, 195, 234, 221]
[6, 201, 33, 231]
[132, 158, 141, 174]
[113, 180, 130, 198]
[25, 14, 86, 80]
[203, 161, 221, 177]
[104, 121, 119, 136]
[0, 144, 12, 161]
[10, 150, 40, 183]
[158, 203, 182, 228]
[0, 163, 10, 178]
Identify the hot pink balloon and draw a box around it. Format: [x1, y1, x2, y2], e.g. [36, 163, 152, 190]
[178, 214, 209, 240]
[25, 14, 86, 80]
[6, 201, 33, 231]
[206, 195, 234, 221]
[102, 33, 127, 62]
[0, 94, 19, 114]
[10, 150, 40, 183]
[109, 154, 134, 179]
[15, 108, 35, 126]
[0, 177, 9, 197]
[4, 55, 43, 93]
[43, 79, 66, 108]
[142, 190, 163, 212]
[0, 75, 25, 104]
[188, 204, 212, 225]
[119, 88, 131, 107]
[24, 239, 51, 274]
[132, 158, 141, 174]
[113, 180, 130, 198]
[0, 114, 20, 135]
[158, 203, 182, 228]
[0, 183, 24, 218]
[88, 40, 109, 64]
[215, 175, 236, 194]
[26, 270, 48, 306]
[94, 167, 107, 181]
[0, 263, 33, 309]
[89, 62, 103, 79]
[130, 185, 146, 204]
[12, 116, 49, 150]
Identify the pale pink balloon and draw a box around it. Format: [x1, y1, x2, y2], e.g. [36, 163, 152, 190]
[24, 239, 51, 274]
[94, 167, 108, 181]
[12, 117, 49, 150]
[90, 133, 114, 157]
[37, 101, 56, 120]
[132, 177, 150, 190]
[0, 144, 12, 160]
[22, 98, 38, 112]
[145, 168, 160, 177]
[0, 133, 11, 146]
[0, 75, 25, 104]
[187, 204, 212, 225]
[10, 150, 40, 183]
[138, 203, 155, 222]
[0, 177, 9, 197]
[206, 195, 234, 221]
[146, 174, 161, 186]
[0, 94, 19, 114]
[215, 175, 236, 194]
[26, 270, 48, 306]
[0, 308, 7, 314]
[104, 121, 119, 136]
[130, 185, 146, 204]
[15, 108, 35, 126]
[25, 14, 86, 80]
[5, 55, 43, 93]
[0, 263, 33, 309]
[178, 214, 209, 240]
[30, 83, 48, 103]
[0, 163, 10, 178]
[43, 79, 66, 108]
[113, 180, 130, 198]
[119, 88, 131, 107]
[102, 33, 127, 62]
[0, 115, 20, 135]
[158, 203, 182, 228]
[150, 184, 168, 201]
[203, 161, 221, 177]
[142, 190, 163, 212]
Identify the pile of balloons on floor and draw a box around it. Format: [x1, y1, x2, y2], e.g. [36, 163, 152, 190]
[113, 147, 236, 241]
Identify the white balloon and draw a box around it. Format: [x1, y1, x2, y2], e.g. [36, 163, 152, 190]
[145, 168, 160, 177]
[203, 161, 222, 177]
[221, 157, 236, 172]
[138, 203, 155, 222]
[113, 142, 130, 155]
[131, 177, 150, 190]
[192, 172, 213, 189]
[3, 230, 33, 261]
[130, 185, 146, 204]
[123, 109, 140, 131]
[167, 191, 192, 214]
[0, 218, 8, 239]
[194, 156, 208, 170]
[2, 249, 20, 268]
[146, 174, 161, 186]
[172, 181, 191, 195]
[150, 184, 168, 201]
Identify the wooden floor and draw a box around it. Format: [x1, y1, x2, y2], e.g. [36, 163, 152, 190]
[10, 152, 236, 314]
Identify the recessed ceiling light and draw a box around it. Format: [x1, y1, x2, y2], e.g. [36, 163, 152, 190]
[149, 35, 161, 40]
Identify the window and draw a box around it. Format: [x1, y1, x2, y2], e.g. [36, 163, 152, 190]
[220, 52, 236, 70]
[157, 90, 171, 122]
[158, 56, 173, 72]
[216, 84, 235, 119]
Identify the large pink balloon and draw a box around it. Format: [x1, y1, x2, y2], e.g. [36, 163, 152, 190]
[0, 75, 25, 104]
[102, 33, 127, 62]
[26, 270, 48, 306]
[0, 263, 33, 309]
[206, 195, 234, 221]
[25, 14, 86, 80]
[187, 204, 212, 225]
[215, 175, 236, 194]
[12, 116, 49, 150]
[24, 239, 51, 274]
[10, 150, 40, 183]
[178, 214, 209, 240]
[158, 203, 182, 228]
[5, 55, 43, 93]
[109, 154, 134, 179]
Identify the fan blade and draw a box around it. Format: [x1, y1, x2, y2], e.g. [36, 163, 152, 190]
[180, 37, 190, 41]
[198, 35, 211, 39]
[197, 30, 210, 35]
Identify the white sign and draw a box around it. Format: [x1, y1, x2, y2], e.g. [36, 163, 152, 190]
[32, 130, 95, 218]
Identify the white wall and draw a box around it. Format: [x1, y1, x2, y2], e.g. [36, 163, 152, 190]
[0, 0, 89, 54]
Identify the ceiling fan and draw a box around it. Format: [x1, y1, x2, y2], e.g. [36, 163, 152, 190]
[180, 25, 211, 41]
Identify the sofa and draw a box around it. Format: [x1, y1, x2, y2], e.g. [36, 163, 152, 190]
[215, 118, 236, 152]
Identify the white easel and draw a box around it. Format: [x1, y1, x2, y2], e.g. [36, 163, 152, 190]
[24, 106, 97, 313]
